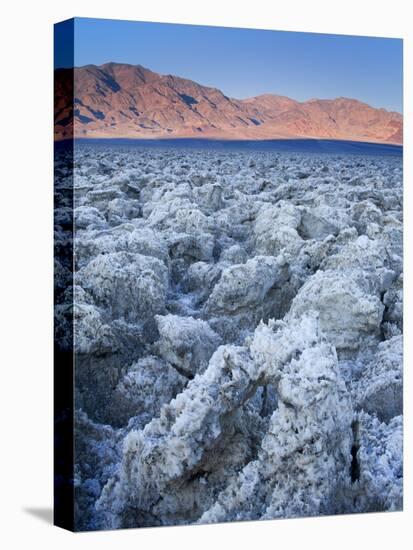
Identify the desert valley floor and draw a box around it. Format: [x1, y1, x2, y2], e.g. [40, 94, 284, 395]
[54, 141, 403, 530]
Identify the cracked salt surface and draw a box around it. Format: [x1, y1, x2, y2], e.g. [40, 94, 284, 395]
[54, 143, 403, 530]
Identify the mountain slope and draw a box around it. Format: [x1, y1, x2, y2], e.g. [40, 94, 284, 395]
[54, 62, 403, 144]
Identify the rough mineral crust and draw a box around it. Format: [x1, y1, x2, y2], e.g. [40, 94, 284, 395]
[154, 314, 221, 378]
[55, 144, 403, 530]
[353, 336, 403, 423]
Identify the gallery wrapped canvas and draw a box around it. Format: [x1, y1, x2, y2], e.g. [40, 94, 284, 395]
[54, 18, 403, 531]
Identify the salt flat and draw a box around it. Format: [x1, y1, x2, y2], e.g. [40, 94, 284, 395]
[54, 143, 403, 530]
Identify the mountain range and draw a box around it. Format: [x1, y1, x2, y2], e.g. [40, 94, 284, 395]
[54, 62, 403, 144]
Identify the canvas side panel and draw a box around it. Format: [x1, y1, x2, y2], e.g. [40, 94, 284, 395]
[54, 18, 75, 532]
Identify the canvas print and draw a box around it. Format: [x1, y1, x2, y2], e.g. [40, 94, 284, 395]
[54, 18, 403, 531]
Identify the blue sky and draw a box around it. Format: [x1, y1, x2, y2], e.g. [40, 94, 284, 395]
[55, 17, 403, 112]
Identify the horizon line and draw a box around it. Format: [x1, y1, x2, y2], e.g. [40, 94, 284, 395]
[55, 136, 404, 148]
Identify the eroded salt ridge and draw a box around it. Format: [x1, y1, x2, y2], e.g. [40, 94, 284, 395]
[54, 145, 403, 530]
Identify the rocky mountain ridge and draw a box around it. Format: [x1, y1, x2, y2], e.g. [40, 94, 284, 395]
[54, 62, 402, 143]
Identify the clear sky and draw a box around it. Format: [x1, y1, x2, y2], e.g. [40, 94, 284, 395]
[55, 17, 403, 112]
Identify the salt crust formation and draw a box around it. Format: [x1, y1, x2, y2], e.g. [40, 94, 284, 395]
[54, 146, 403, 530]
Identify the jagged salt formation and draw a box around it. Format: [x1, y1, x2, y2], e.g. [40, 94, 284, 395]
[54, 145, 403, 530]
[96, 314, 352, 528]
